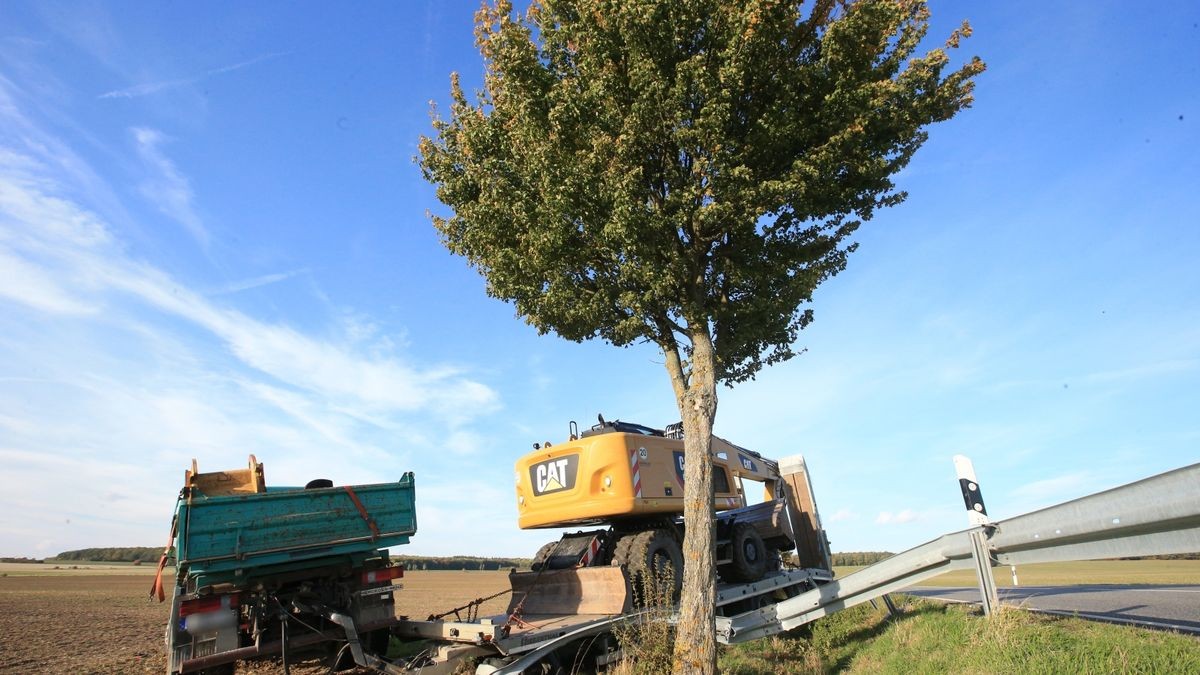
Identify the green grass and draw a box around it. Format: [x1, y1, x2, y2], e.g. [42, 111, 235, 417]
[833, 559, 1200, 587]
[719, 596, 1200, 674]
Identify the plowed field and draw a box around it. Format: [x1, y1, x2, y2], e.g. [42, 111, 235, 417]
[0, 569, 511, 674]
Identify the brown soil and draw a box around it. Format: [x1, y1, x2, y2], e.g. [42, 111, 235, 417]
[0, 571, 512, 674]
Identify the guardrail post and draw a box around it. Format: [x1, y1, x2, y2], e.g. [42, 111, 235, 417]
[953, 454, 1000, 617]
[869, 594, 899, 617]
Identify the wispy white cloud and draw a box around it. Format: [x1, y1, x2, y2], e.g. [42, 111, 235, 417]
[828, 508, 857, 523]
[0, 167, 499, 417]
[213, 269, 308, 295]
[98, 52, 288, 100]
[445, 429, 485, 456]
[0, 74, 134, 230]
[875, 509, 919, 525]
[0, 249, 98, 314]
[0, 83, 503, 556]
[132, 127, 208, 248]
[99, 75, 195, 101]
[1082, 360, 1199, 383]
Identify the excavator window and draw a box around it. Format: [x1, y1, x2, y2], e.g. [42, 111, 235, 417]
[714, 467, 732, 495]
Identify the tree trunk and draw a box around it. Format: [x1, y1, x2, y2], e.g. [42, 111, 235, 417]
[667, 331, 718, 675]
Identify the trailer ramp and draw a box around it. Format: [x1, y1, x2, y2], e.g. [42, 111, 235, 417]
[718, 529, 980, 643]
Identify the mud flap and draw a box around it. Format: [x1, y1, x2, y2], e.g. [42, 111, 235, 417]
[507, 568, 631, 616]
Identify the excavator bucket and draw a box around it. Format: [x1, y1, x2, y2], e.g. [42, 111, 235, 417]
[507, 567, 631, 616]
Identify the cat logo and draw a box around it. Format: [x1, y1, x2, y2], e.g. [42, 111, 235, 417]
[529, 454, 579, 496]
[739, 453, 758, 473]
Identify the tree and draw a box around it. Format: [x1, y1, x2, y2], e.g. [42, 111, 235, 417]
[418, 1, 983, 671]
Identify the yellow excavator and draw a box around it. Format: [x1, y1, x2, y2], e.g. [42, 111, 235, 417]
[507, 416, 832, 614]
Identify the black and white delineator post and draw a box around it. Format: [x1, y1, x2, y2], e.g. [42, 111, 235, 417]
[953, 454, 1000, 617]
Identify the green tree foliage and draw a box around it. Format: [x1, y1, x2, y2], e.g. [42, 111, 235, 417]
[393, 555, 533, 571]
[55, 547, 161, 562]
[832, 551, 894, 566]
[419, 2, 983, 671]
[48, 549, 535, 569]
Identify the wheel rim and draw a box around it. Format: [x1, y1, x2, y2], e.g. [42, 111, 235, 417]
[743, 540, 759, 562]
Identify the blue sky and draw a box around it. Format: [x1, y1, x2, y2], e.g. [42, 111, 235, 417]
[0, 1, 1196, 559]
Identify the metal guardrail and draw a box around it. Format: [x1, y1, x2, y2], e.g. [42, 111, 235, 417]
[717, 461, 1200, 644]
[989, 462, 1200, 565]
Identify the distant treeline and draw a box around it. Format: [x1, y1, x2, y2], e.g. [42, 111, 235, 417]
[55, 547, 161, 562]
[46, 547, 1193, 568]
[0, 557, 44, 564]
[48, 549, 896, 568]
[49, 549, 528, 568]
[395, 555, 532, 571]
[831, 551, 894, 566]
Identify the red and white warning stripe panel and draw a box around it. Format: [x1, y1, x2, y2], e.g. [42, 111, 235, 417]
[630, 447, 643, 498]
[577, 535, 602, 567]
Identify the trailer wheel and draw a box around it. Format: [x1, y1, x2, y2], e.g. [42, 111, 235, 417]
[625, 530, 682, 605]
[725, 523, 767, 582]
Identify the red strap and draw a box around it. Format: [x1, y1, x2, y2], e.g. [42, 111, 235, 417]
[150, 515, 178, 602]
[343, 486, 380, 540]
[150, 553, 169, 602]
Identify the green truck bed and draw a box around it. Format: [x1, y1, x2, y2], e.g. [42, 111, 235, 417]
[174, 473, 416, 588]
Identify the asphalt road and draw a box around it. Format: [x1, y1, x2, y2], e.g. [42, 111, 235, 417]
[905, 584, 1200, 634]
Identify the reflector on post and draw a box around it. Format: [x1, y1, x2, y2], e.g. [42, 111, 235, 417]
[953, 454, 990, 527]
[952, 454, 999, 617]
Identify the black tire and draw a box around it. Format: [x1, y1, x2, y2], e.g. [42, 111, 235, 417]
[609, 533, 637, 568]
[625, 529, 683, 605]
[305, 478, 333, 489]
[725, 523, 767, 582]
[530, 541, 558, 571]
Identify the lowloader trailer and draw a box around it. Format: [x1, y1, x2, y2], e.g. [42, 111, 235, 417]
[387, 458, 1200, 674]
[380, 416, 841, 673]
[388, 564, 836, 674]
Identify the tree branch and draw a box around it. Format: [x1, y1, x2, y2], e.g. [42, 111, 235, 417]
[660, 335, 689, 402]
